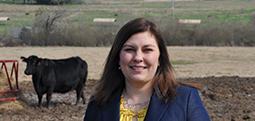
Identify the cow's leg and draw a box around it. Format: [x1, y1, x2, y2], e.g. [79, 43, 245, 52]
[37, 94, 43, 107]
[81, 91, 86, 104]
[75, 86, 85, 105]
[75, 89, 81, 105]
[46, 88, 53, 108]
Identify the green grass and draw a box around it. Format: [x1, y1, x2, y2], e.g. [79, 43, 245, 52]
[139, 2, 170, 9]
[68, 11, 158, 26]
[0, 0, 255, 35]
[0, 27, 5, 34]
[175, 12, 252, 24]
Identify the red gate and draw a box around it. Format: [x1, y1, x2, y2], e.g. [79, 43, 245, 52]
[0, 60, 19, 101]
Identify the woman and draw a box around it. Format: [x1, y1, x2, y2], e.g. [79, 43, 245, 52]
[84, 18, 210, 121]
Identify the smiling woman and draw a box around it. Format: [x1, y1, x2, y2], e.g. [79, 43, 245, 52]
[119, 31, 160, 86]
[84, 18, 210, 121]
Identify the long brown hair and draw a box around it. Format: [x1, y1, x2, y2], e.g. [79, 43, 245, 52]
[92, 18, 200, 107]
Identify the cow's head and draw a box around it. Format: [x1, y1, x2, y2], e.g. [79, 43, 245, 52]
[21, 55, 41, 75]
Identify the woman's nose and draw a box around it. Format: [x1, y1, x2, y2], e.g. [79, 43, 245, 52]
[133, 51, 143, 62]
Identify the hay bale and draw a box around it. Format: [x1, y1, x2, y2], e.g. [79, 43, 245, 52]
[0, 70, 23, 110]
[0, 70, 17, 90]
[0, 70, 8, 91]
[0, 100, 25, 110]
[0, 70, 18, 100]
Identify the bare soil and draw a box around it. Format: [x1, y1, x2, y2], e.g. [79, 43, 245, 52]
[0, 46, 255, 121]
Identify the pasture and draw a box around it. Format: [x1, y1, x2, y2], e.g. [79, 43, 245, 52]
[0, 0, 254, 36]
[0, 0, 255, 120]
[0, 46, 255, 120]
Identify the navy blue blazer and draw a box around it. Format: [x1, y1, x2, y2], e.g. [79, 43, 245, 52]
[84, 85, 211, 121]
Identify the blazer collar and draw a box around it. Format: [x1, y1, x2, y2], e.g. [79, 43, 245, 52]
[144, 91, 170, 121]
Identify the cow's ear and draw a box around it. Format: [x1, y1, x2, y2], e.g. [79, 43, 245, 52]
[37, 59, 42, 66]
[21, 56, 27, 62]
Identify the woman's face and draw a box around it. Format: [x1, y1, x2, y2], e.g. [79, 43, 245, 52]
[119, 31, 160, 84]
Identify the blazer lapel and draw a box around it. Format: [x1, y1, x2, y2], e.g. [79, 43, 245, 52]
[144, 92, 170, 121]
[102, 89, 122, 121]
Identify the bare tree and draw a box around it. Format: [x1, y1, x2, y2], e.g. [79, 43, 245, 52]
[33, 6, 67, 46]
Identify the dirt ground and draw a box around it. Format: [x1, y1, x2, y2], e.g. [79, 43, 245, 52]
[1, 77, 255, 121]
[0, 46, 255, 121]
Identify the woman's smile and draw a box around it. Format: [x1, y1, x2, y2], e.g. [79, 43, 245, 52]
[130, 65, 147, 72]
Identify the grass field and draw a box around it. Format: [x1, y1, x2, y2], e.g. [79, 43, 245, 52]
[0, 0, 254, 35]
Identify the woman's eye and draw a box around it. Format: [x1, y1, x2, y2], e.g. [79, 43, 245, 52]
[144, 49, 153, 52]
[125, 48, 134, 51]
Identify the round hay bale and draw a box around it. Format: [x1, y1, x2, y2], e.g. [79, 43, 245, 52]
[0, 70, 6, 84]
[0, 70, 23, 110]
[0, 70, 9, 91]
[0, 70, 17, 89]
[0, 70, 18, 100]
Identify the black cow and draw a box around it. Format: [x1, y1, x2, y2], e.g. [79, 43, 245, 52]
[21, 55, 88, 108]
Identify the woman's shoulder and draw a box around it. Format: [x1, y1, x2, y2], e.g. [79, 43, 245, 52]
[174, 84, 199, 94]
[150, 85, 210, 120]
[170, 85, 210, 120]
[171, 84, 202, 103]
